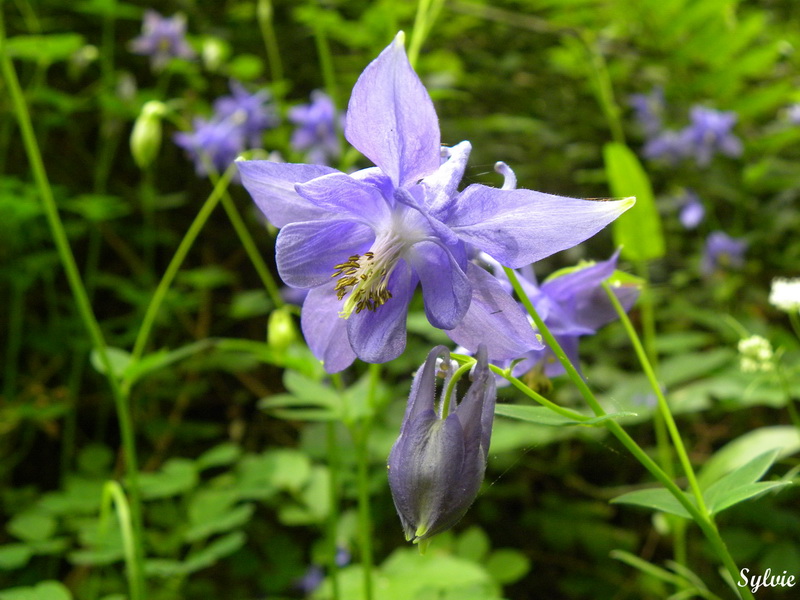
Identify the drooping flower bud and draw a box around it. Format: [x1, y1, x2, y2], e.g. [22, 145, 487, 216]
[130, 101, 166, 169]
[387, 344, 496, 544]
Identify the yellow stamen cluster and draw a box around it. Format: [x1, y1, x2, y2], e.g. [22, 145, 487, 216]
[332, 251, 393, 316]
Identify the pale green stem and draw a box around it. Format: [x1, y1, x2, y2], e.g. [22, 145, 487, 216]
[257, 0, 284, 82]
[128, 165, 235, 368]
[0, 18, 146, 596]
[789, 311, 800, 342]
[326, 422, 341, 600]
[100, 481, 143, 600]
[442, 362, 473, 416]
[408, 0, 445, 68]
[602, 281, 708, 516]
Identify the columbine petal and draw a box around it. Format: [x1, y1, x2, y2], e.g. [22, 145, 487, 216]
[276, 219, 373, 288]
[344, 32, 441, 188]
[422, 141, 472, 217]
[408, 240, 471, 330]
[301, 285, 357, 373]
[294, 172, 391, 225]
[446, 186, 635, 268]
[446, 263, 542, 360]
[237, 161, 337, 227]
[346, 262, 416, 363]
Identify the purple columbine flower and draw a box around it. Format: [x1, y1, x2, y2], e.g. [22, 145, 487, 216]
[682, 106, 743, 167]
[289, 90, 342, 165]
[479, 249, 639, 378]
[237, 33, 633, 372]
[129, 10, 195, 71]
[678, 189, 705, 229]
[629, 87, 665, 138]
[213, 81, 279, 148]
[388, 344, 496, 544]
[173, 115, 246, 176]
[701, 231, 747, 275]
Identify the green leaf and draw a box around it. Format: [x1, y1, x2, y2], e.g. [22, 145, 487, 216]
[485, 548, 531, 584]
[182, 531, 246, 574]
[610, 488, 693, 519]
[90, 347, 132, 379]
[603, 141, 664, 261]
[456, 527, 490, 563]
[697, 426, 800, 487]
[0, 581, 72, 600]
[138, 459, 198, 499]
[124, 340, 214, 386]
[0, 544, 33, 570]
[185, 504, 254, 543]
[196, 443, 241, 471]
[5, 34, 85, 63]
[7, 510, 57, 543]
[703, 450, 793, 514]
[494, 404, 636, 426]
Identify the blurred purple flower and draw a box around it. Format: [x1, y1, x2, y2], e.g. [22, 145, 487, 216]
[295, 564, 324, 595]
[129, 10, 195, 71]
[678, 189, 705, 229]
[237, 34, 633, 372]
[682, 106, 743, 167]
[289, 90, 342, 165]
[629, 87, 665, 137]
[213, 81, 279, 147]
[500, 250, 639, 378]
[643, 129, 692, 163]
[173, 115, 245, 176]
[701, 231, 747, 275]
[388, 344, 495, 543]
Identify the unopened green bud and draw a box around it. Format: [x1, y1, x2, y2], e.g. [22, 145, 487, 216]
[268, 307, 297, 351]
[130, 101, 166, 169]
[201, 37, 230, 72]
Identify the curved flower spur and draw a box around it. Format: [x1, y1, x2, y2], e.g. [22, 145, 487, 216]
[237, 32, 635, 372]
[387, 345, 496, 547]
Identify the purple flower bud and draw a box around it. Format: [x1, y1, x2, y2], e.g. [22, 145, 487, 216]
[629, 87, 665, 137]
[678, 189, 705, 229]
[388, 344, 496, 543]
[682, 106, 743, 167]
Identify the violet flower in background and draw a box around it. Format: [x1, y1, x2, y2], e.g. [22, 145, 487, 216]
[484, 250, 640, 379]
[629, 87, 665, 137]
[175, 81, 276, 176]
[643, 129, 692, 164]
[237, 33, 634, 372]
[678, 189, 705, 229]
[682, 106, 743, 167]
[129, 10, 195, 71]
[173, 116, 245, 176]
[785, 103, 800, 125]
[289, 90, 342, 165]
[388, 345, 496, 544]
[213, 81, 279, 147]
[701, 231, 747, 275]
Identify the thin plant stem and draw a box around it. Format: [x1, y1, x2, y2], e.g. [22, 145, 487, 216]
[602, 281, 709, 516]
[257, 0, 284, 82]
[789, 311, 800, 341]
[128, 164, 235, 366]
[4, 281, 25, 402]
[580, 31, 625, 145]
[100, 481, 144, 600]
[352, 426, 374, 600]
[313, 23, 339, 111]
[0, 17, 146, 595]
[502, 267, 752, 598]
[408, 0, 445, 69]
[326, 422, 341, 600]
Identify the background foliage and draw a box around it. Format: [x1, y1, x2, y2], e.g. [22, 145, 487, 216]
[1, 0, 799, 598]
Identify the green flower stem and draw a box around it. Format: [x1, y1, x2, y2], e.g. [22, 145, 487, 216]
[101, 481, 143, 600]
[580, 31, 625, 145]
[203, 159, 284, 309]
[353, 426, 374, 600]
[0, 17, 146, 595]
[442, 362, 473, 416]
[313, 23, 339, 111]
[326, 422, 341, 600]
[4, 281, 24, 402]
[408, 0, 446, 69]
[776, 362, 800, 433]
[503, 267, 751, 597]
[789, 311, 800, 342]
[602, 281, 709, 517]
[257, 0, 284, 82]
[128, 165, 234, 367]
